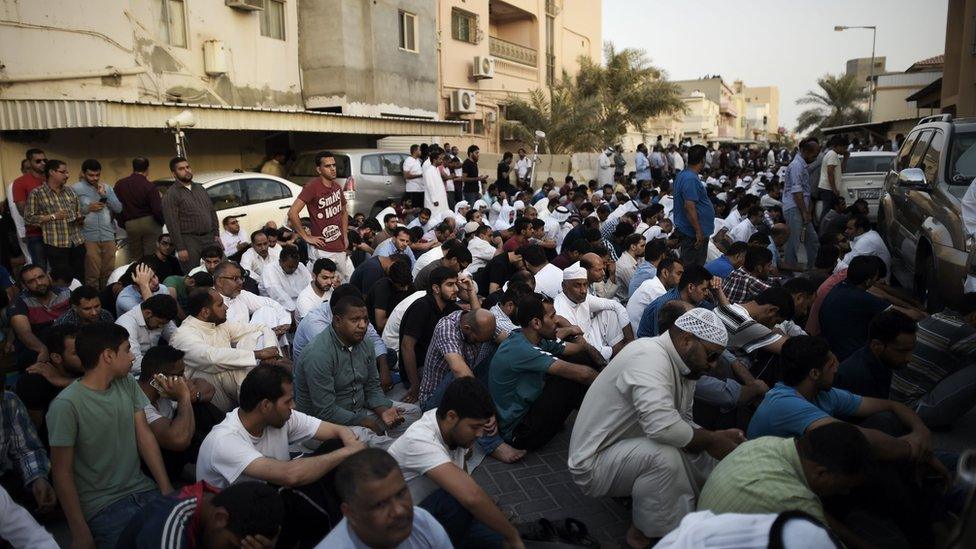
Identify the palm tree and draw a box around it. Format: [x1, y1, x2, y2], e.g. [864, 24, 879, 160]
[796, 73, 870, 135]
[502, 79, 602, 154]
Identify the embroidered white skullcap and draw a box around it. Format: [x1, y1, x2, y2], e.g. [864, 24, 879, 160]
[674, 308, 728, 347]
[513, 200, 526, 211]
[551, 206, 570, 223]
[463, 221, 481, 235]
[562, 264, 588, 281]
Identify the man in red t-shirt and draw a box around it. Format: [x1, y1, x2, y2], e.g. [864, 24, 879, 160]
[288, 151, 351, 281]
[12, 148, 48, 269]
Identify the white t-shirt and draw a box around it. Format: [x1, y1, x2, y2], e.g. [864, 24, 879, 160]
[388, 409, 467, 504]
[412, 247, 444, 278]
[220, 230, 248, 257]
[627, 277, 666, 332]
[196, 408, 321, 488]
[534, 263, 564, 299]
[729, 218, 758, 243]
[403, 156, 424, 193]
[295, 284, 330, 324]
[144, 397, 176, 425]
[382, 291, 427, 351]
[818, 149, 842, 191]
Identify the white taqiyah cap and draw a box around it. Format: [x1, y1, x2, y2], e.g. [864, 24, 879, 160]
[674, 308, 728, 346]
[551, 206, 570, 223]
[463, 221, 481, 235]
[562, 264, 588, 281]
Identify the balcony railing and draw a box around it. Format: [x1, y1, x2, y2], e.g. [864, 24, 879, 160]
[489, 36, 538, 67]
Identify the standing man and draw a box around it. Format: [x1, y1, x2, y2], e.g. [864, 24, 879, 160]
[71, 159, 122, 289]
[26, 159, 86, 277]
[817, 136, 848, 226]
[114, 157, 164, 261]
[461, 145, 489, 205]
[403, 145, 425, 209]
[783, 139, 821, 270]
[12, 148, 48, 268]
[515, 148, 533, 187]
[672, 145, 714, 267]
[288, 151, 351, 283]
[613, 145, 627, 182]
[260, 151, 288, 178]
[161, 157, 219, 273]
[635, 144, 651, 183]
[598, 148, 614, 188]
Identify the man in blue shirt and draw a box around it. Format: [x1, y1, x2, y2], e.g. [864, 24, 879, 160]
[672, 145, 714, 266]
[116, 262, 171, 316]
[819, 256, 897, 362]
[71, 159, 122, 290]
[373, 226, 416, 267]
[628, 238, 668, 297]
[704, 241, 748, 279]
[634, 144, 651, 182]
[748, 336, 933, 463]
[637, 264, 718, 338]
[782, 139, 820, 270]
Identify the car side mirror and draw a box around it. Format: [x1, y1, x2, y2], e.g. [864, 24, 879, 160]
[897, 168, 929, 190]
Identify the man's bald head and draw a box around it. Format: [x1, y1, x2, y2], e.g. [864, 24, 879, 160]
[580, 253, 605, 284]
[462, 309, 497, 343]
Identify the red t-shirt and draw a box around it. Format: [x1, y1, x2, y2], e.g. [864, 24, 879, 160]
[12, 173, 44, 237]
[298, 179, 346, 253]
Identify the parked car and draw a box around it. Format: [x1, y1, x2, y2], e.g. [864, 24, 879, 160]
[878, 114, 976, 310]
[155, 171, 303, 238]
[837, 151, 895, 220]
[286, 149, 409, 218]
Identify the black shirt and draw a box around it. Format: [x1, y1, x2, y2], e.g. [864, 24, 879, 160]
[349, 256, 385, 296]
[399, 293, 460, 370]
[15, 371, 69, 445]
[462, 159, 480, 194]
[486, 253, 517, 292]
[834, 346, 892, 399]
[366, 277, 411, 328]
[141, 253, 183, 282]
[497, 161, 511, 185]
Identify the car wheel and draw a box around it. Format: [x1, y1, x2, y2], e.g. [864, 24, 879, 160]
[919, 255, 944, 314]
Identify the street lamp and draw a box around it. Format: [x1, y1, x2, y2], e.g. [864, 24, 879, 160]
[835, 25, 878, 121]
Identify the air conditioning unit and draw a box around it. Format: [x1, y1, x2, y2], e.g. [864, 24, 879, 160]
[226, 0, 264, 11]
[449, 89, 477, 114]
[472, 56, 495, 80]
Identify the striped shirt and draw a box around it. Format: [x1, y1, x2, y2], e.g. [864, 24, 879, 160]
[698, 435, 825, 522]
[419, 310, 497, 404]
[0, 391, 50, 486]
[714, 304, 782, 355]
[890, 310, 976, 407]
[25, 183, 84, 248]
[161, 182, 218, 252]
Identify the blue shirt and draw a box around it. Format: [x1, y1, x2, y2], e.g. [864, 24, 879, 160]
[705, 255, 734, 279]
[635, 152, 651, 181]
[293, 300, 386, 364]
[672, 169, 714, 238]
[782, 154, 810, 212]
[628, 261, 657, 297]
[747, 382, 862, 439]
[488, 330, 565, 440]
[373, 239, 416, 267]
[115, 284, 170, 316]
[636, 287, 681, 338]
[319, 507, 451, 548]
[70, 181, 122, 242]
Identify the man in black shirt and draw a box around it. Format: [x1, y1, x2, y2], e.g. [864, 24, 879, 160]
[350, 254, 407, 296]
[485, 250, 524, 295]
[460, 145, 488, 205]
[16, 324, 83, 440]
[496, 152, 514, 198]
[398, 267, 478, 403]
[141, 233, 183, 282]
[365, 258, 414, 334]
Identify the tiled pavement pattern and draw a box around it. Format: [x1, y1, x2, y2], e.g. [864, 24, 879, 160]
[472, 422, 631, 547]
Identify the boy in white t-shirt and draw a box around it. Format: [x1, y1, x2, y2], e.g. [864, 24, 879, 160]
[388, 377, 524, 548]
[295, 257, 338, 323]
[196, 364, 365, 546]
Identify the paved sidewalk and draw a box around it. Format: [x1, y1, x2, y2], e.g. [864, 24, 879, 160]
[472, 422, 631, 547]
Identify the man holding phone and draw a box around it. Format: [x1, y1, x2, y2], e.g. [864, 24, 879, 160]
[71, 159, 122, 290]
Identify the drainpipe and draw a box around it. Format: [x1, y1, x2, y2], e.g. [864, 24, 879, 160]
[0, 66, 146, 84]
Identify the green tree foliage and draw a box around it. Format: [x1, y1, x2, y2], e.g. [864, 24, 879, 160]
[796, 73, 870, 136]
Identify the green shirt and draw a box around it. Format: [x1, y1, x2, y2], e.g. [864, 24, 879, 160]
[293, 325, 391, 426]
[488, 330, 565, 440]
[162, 275, 188, 308]
[46, 375, 156, 520]
[697, 436, 825, 522]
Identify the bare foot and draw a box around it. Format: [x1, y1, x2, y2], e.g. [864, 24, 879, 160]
[491, 443, 527, 463]
[626, 524, 652, 549]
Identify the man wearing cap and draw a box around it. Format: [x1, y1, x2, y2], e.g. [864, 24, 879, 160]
[554, 264, 632, 361]
[569, 309, 745, 547]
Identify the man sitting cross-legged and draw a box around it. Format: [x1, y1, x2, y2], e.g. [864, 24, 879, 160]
[490, 294, 606, 452]
[196, 364, 366, 547]
[320, 448, 452, 547]
[294, 295, 421, 446]
[388, 377, 525, 549]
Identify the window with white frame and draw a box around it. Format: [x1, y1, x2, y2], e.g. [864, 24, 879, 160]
[398, 10, 418, 52]
[158, 0, 187, 47]
[261, 0, 286, 40]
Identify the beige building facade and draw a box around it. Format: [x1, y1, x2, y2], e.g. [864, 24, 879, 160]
[941, 0, 976, 117]
[0, 0, 462, 195]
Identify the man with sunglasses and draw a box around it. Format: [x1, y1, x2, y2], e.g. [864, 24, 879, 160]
[569, 308, 745, 548]
[11, 148, 48, 268]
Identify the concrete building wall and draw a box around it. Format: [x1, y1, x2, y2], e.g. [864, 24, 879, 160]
[0, 0, 303, 107]
[941, 0, 976, 117]
[872, 71, 942, 122]
[847, 56, 887, 86]
[298, 0, 439, 117]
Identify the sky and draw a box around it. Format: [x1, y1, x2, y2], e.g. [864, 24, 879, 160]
[601, 0, 948, 131]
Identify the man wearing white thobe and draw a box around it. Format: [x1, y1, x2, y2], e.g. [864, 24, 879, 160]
[554, 265, 631, 361]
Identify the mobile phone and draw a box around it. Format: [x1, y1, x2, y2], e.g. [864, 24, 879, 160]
[149, 373, 167, 392]
[98, 196, 108, 203]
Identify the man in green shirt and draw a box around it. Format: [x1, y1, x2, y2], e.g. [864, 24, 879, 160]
[698, 422, 871, 543]
[162, 271, 213, 311]
[47, 322, 172, 549]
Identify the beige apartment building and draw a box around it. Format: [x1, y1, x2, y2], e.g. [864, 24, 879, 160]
[0, 0, 463, 194]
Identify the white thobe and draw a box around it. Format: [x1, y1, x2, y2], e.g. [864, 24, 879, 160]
[422, 163, 448, 217]
[220, 230, 247, 257]
[568, 335, 715, 537]
[533, 263, 564, 299]
[553, 291, 629, 360]
[598, 154, 614, 187]
[729, 218, 758, 243]
[222, 289, 290, 328]
[115, 306, 176, 376]
[170, 315, 278, 411]
[259, 262, 312, 312]
[239, 246, 280, 283]
[467, 237, 496, 274]
[413, 246, 444, 278]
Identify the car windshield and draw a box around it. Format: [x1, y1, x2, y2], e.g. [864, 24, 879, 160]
[845, 155, 894, 174]
[944, 131, 976, 200]
[290, 154, 352, 180]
